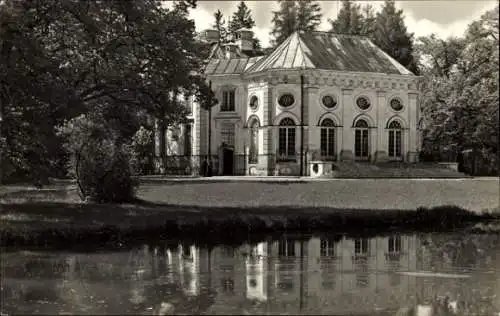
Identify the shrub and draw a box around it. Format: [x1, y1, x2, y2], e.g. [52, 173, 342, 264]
[57, 113, 138, 203]
[130, 126, 154, 175]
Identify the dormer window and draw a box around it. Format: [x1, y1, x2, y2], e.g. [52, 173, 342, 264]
[221, 88, 236, 112]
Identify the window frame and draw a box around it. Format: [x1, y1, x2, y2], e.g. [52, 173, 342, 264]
[221, 88, 236, 112]
[388, 121, 403, 159]
[277, 118, 296, 162]
[355, 96, 371, 111]
[320, 118, 336, 160]
[354, 119, 370, 159]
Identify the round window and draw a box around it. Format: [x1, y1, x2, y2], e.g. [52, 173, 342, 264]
[390, 98, 403, 111]
[249, 95, 259, 110]
[356, 96, 370, 110]
[322, 95, 337, 109]
[278, 93, 295, 107]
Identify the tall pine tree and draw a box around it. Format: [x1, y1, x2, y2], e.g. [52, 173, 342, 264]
[227, 1, 261, 50]
[228, 1, 255, 37]
[212, 9, 227, 43]
[372, 0, 419, 74]
[297, 0, 322, 33]
[270, 0, 322, 47]
[329, 0, 363, 35]
[360, 4, 376, 37]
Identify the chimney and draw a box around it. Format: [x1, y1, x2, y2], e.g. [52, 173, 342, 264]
[203, 29, 220, 44]
[235, 28, 254, 52]
[222, 43, 239, 58]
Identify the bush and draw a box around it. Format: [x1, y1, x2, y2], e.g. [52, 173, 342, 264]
[57, 113, 138, 203]
[130, 126, 154, 175]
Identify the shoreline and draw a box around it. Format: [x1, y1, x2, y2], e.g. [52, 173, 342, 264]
[1, 200, 499, 250]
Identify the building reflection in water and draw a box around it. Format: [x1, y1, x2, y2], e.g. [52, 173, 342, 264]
[178, 243, 200, 296]
[2, 233, 499, 316]
[245, 242, 268, 302]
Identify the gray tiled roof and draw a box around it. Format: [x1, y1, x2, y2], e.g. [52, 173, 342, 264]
[204, 31, 415, 76]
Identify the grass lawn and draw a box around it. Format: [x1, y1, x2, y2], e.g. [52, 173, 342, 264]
[0, 178, 498, 249]
[138, 178, 499, 213]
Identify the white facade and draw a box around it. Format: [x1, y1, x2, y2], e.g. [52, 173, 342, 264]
[166, 31, 422, 176]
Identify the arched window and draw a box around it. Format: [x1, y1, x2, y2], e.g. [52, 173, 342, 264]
[249, 120, 259, 164]
[354, 119, 369, 159]
[278, 118, 296, 161]
[221, 87, 236, 112]
[388, 121, 403, 159]
[320, 118, 336, 160]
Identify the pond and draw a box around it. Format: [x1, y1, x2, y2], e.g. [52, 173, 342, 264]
[1, 232, 499, 315]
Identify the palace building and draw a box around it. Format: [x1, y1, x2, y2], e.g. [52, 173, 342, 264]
[161, 28, 423, 176]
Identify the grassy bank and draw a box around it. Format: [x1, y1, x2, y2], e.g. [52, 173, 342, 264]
[1, 195, 499, 250]
[1, 180, 499, 250]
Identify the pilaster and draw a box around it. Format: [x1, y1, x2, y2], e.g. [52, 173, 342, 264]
[375, 91, 389, 163]
[340, 88, 354, 161]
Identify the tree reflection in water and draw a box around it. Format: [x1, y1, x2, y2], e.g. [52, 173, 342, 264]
[1, 232, 499, 315]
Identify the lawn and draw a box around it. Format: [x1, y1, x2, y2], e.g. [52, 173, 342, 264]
[138, 178, 500, 213]
[0, 178, 498, 249]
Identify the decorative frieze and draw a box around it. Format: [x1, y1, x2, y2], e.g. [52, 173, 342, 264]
[245, 69, 421, 94]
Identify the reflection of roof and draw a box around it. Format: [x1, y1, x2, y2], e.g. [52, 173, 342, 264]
[205, 31, 415, 76]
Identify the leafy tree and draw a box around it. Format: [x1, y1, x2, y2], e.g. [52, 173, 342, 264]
[0, 0, 212, 190]
[212, 9, 228, 43]
[416, 34, 465, 78]
[418, 5, 499, 175]
[270, 0, 322, 47]
[372, 0, 419, 74]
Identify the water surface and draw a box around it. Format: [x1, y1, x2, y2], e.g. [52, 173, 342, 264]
[1, 232, 499, 315]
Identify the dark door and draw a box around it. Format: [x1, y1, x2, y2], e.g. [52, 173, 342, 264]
[223, 148, 234, 175]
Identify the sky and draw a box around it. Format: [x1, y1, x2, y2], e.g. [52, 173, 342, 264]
[163, 0, 498, 47]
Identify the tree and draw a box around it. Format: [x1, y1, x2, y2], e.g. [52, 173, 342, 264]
[212, 9, 227, 43]
[360, 4, 376, 38]
[415, 34, 465, 78]
[372, 0, 419, 74]
[418, 5, 499, 174]
[296, 0, 322, 33]
[329, 0, 363, 35]
[270, 0, 322, 47]
[227, 1, 261, 51]
[0, 0, 211, 190]
[228, 1, 255, 36]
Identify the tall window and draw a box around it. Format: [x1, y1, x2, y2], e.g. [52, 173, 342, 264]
[354, 119, 369, 159]
[388, 121, 402, 159]
[184, 124, 192, 156]
[320, 239, 335, 257]
[249, 120, 259, 164]
[320, 118, 336, 160]
[221, 89, 236, 112]
[278, 118, 296, 160]
[278, 239, 295, 257]
[388, 236, 402, 253]
[355, 238, 369, 255]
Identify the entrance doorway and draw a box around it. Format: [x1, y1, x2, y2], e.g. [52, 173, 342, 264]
[222, 147, 234, 175]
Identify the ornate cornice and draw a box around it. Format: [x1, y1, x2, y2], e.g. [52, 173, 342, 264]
[214, 68, 421, 93]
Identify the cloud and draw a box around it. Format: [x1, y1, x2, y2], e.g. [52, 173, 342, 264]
[395, 1, 498, 40]
[162, 0, 497, 47]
